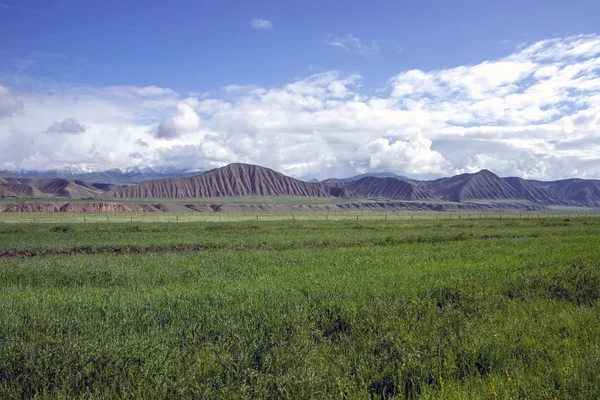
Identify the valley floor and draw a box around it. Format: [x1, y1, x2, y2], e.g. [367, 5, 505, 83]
[1, 219, 599, 398]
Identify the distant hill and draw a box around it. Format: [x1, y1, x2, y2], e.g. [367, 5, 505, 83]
[539, 179, 600, 208]
[341, 177, 430, 201]
[0, 182, 46, 198]
[0, 166, 206, 184]
[0, 178, 102, 199]
[421, 170, 523, 202]
[2, 163, 599, 209]
[346, 172, 410, 182]
[503, 177, 572, 206]
[102, 163, 331, 199]
[322, 171, 410, 184]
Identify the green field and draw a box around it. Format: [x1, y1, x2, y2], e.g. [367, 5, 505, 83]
[1, 218, 599, 398]
[0, 210, 598, 224]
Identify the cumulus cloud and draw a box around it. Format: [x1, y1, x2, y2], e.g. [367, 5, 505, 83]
[153, 102, 200, 139]
[0, 85, 23, 118]
[251, 19, 272, 30]
[326, 33, 379, 56]
[46, 118, 86, 134]
[353, 135, 446, 175]
[1, 34, 600, 179]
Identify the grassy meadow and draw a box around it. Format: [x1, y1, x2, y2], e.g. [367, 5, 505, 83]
[0, 218, 599, 398]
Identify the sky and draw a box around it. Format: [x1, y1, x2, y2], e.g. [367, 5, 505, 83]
[1, 0, 600, 180]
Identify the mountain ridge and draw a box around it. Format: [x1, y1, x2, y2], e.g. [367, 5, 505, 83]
[102, 163, 330, 199]
[1, 163, 600, 209]
[0, 166, 207, 184]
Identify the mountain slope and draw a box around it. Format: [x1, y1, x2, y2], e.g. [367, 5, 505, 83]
[2, 163, 599, 208]
[0, 183, 46, 198]
[543, 179, 600, 207]
[0, 166, 207, 184]
[503, 177, 571, 206]
[343, 177, 430, 200]
[28, 179, 102, 198]
[2, 178, 103, 199]
[422, 170, 523, 202]
[103, 163, 331, 199]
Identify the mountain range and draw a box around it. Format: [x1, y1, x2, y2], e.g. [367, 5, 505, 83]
[1, 163, 599, 210]
[0, 166, 206, 184]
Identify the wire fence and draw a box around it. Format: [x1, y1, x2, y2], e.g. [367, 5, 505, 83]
[0, 210, 598, 224]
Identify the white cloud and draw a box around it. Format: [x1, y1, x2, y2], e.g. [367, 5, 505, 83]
[153, 102, 200, 139]
[0, 85, 23, 118]
[326, 33, 379, 56]
[353, 134, 446, 175]
[1, 35, 600, 179]
[251, 19, 273, 30]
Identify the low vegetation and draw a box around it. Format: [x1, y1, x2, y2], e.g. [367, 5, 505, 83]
[1, 218, 599, 398]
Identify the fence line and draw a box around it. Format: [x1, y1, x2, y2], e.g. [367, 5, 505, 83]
[0, 210, 598, 224]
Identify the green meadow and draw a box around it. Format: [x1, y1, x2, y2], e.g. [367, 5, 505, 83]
[1, 218, 599, 398]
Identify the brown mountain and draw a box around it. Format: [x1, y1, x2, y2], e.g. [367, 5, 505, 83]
[1, 178, 102, 199]
[26, 178, 102, 198]
[542, 179, 600, 208]
[343, 177, 430, 201]
[503, 177, 571, 206]
[103, 163, 331, 199]
[0, 182, 46, 198]
[421, 170, 523, 202]
[3, 163, 600, 209]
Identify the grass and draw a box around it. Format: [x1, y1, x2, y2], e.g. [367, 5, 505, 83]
[0, 218, 599, 398]
[0, 210, 598, 225]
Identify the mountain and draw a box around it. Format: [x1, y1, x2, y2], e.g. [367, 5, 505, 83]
[341, 177, 430, 200]
[102, 163, 331, 199]
[28, 178, 102, 198]
[322, 171, 410, 183]
[421, 170, 523, 202]
[0, 166, 207, 184]
[0, 178, 102, 199]
[345, 172, 410, 182]
[503, 177, 571, 206]
[541, 179, 600, 208]
[2, 163, 600, 209]
[0, 182, 46, 198]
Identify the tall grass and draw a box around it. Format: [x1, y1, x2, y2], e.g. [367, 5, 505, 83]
[0, 219, 599, 398]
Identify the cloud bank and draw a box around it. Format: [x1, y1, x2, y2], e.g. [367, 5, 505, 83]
[0, 35, 599, 179]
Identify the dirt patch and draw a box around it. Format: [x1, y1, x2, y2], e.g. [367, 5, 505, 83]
[0, 233, 528, 259]
[0, 246, 198, 259]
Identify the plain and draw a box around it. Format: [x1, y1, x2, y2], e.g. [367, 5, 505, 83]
[0, 218, 599, 399]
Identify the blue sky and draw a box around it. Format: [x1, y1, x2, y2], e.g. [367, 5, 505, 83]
[0, 0, 600, 179]
[2, 0, 598, 91]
